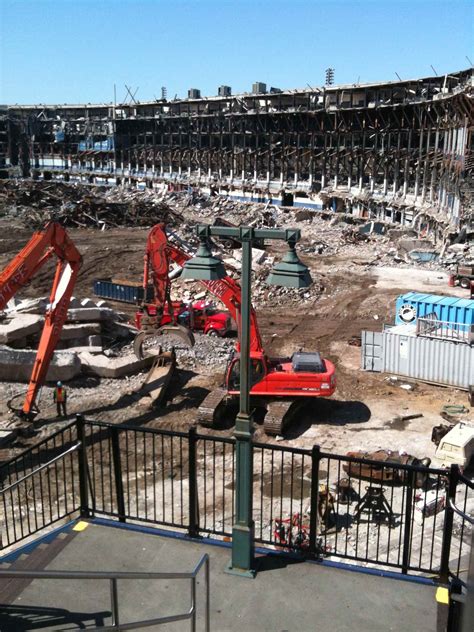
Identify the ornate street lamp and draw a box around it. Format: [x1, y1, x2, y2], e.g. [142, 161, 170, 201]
[182, 224, 311, 576]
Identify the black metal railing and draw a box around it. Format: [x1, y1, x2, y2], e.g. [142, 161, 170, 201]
[0, 553, 210, 631]
[1, 415, 472, 584]
[0, 421, 81, 549]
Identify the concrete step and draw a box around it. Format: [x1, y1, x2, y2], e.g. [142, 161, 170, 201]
[0, 530, 76, 604]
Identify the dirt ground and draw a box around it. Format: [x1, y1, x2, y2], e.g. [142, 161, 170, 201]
[0, 211, 471, 467]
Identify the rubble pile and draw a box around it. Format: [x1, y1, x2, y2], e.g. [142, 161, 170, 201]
[0, 180, 184, 229]
[136, 333, 235, 372]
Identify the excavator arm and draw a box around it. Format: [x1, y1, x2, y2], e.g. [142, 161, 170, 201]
[135, 223, 263, 358]
[0, 222, 82, 420]
[134, 224, 195, 358]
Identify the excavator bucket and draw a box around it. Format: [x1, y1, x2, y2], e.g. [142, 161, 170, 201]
[133, 324, 195, 359]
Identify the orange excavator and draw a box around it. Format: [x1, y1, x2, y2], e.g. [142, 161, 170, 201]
[0, 222, 82, 420]
[137, 224, 336, 435]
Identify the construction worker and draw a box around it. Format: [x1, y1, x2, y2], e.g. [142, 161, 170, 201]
[54, 381, 67, 417]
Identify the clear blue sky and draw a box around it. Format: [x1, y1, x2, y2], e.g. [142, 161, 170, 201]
[0, 0, 472, 104]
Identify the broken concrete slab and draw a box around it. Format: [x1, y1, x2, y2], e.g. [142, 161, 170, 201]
[67, 307, 117, 322]
[60, 323, 102, 340]
[80, 297, 97, 308]
[0, 313, 44, 344]
[78, 351, 155, 378]
[67, 346, 103, 355]
[6, 297, 48, 315]
[231, 247, 267, 268]
[0, 345, 81, 382]
[69, 296, 83, 309]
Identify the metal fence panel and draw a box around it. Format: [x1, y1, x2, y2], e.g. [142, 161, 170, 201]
[1, 418, 471, 584]
[0, 423, 80, 550]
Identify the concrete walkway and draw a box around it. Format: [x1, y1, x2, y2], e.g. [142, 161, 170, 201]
[0, 520, 437, 631]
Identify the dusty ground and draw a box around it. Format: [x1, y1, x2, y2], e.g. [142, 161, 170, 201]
[0, 206, 470, 468]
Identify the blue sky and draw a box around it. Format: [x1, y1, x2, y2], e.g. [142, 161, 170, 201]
[1, 0, 472, 104]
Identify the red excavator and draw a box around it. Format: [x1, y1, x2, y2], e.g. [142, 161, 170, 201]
[0, 222, 82, 420]
[136, 224, 336, 435]
[133, 224, 231, 356]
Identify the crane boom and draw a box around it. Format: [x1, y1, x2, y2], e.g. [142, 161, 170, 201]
[0, 222, 82, 419]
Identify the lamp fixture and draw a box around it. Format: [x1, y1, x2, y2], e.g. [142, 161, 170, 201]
[266, 242, 312, 288]
[181, 239, 226, 281]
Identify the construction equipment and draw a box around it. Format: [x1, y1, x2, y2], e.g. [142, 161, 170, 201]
[134, 347, 176, 409]
[135, 224, 336, 434]
[133, 224, 233, 357]
[354, 486, 396, 527]
[0, 222, 82, 420]
[435, 422, 474, 468]
[449, 264, 474, 290]
[343, 450, 431, 488]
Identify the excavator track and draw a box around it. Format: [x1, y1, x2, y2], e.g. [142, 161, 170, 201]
[264, 401, 295, 436]
[198, 387, 228, 427]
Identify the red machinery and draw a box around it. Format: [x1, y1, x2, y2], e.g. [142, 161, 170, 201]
[134, 224, 231, 354]
[0, 222, 82, 419]
[137, 225, 336, 435]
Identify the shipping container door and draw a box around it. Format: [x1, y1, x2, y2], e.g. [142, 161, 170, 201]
[361, 331, 383, 371]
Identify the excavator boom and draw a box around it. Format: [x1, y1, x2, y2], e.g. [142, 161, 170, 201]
[0, 222, 82, 419]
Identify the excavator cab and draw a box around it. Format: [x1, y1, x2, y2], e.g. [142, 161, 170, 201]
[227, 353, 267, 392]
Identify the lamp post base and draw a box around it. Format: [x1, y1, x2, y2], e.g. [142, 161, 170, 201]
[225, 523, 257, 578]
[225, 562, 257, 578]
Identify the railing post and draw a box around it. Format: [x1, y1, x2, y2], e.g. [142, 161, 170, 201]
[76, 414, 90, 518]
[111, 427, 126, 523]
[110, 577, 119, 627]
[440, 464, 459, 583]
[309, 445, 321, 557]
[191, 576, 197, 632]
[188, 427, 199, 538]
[402, 468, 416, 574]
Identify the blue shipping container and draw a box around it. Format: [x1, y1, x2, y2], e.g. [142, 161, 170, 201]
[395, 292, 474, 328]
[94, 280, 154, 304]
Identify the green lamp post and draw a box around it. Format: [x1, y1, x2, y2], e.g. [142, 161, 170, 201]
[182, 224, 312, 576]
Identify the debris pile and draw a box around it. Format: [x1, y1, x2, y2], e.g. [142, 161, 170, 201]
[134, 331, 235, 372]
[0, 295, 145, 382]
[0, 181, 184, 229]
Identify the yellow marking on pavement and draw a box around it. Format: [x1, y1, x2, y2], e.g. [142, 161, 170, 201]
[73, 521, 89, 532]
[436, 587, 449, 604]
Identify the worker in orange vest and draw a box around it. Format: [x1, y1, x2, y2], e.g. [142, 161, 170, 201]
[54, 381, 67, 417]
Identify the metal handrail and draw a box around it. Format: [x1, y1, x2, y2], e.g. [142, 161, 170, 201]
[449, 498, 474, 525]
[0, 442, 81, 495]
[0, 553, 210, 631]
